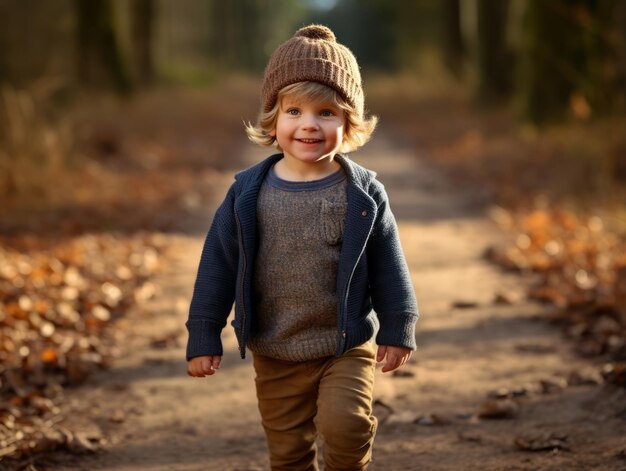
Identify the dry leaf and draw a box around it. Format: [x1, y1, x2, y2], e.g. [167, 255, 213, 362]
[514, 432, 570, 451]
[477, 399, 519, 419]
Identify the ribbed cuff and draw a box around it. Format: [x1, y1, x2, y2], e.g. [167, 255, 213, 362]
[185, 319, 224, 361]
[375, 313, 418, 350]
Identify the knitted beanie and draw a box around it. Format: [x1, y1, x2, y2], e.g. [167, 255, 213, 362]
[261, 24, 364, 118]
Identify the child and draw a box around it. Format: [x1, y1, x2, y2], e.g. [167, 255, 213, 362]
[186, 24, 418, 470]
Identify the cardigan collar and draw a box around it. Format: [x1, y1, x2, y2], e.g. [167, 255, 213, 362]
[234, 153, 377, 191]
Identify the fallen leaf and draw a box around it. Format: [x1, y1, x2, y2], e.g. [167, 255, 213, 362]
[109, 410, 126, 423]
[487, 387, 511, 400]
[477, 399, 519, 419]
[414, 413, 452, 425]
[392, 369, 415, 378]
[452, 300, 479, 309]
[457, 431, 483, 443]
[566, 369, 602, 386]
[514, 432, 570, 451]
[602, 362, 626, 387]
[539, 377, 568, 394]
[66, 431, 100, 453]
[493, 292, 513, 305]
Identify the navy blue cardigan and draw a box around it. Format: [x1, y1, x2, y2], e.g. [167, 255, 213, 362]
[185, 153, 419, 361]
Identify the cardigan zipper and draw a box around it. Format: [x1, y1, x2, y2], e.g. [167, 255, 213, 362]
[339, 206, 375, 354]
[234, 209, 247, 358]
[339, 262, 356, 352]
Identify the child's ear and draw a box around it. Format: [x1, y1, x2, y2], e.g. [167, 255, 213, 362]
[269, 128, 276, 137]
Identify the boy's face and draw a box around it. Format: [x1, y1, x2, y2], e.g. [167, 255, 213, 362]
[270, 95, 345, 167]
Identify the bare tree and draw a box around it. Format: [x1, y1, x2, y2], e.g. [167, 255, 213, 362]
[75, 0, 131, 93]
[475, 0, 511, 104]
[442, 0, 465, 79]
[131, 0, 155, 86]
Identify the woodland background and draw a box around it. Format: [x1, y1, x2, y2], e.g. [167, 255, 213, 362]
[1, 0, 626, 468]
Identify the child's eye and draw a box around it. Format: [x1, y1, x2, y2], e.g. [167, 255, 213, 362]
[286, 108, 300, 116]
[320, 110, 335, 117]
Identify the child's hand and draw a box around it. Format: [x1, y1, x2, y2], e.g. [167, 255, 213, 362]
[376, 345, 412, 373]
[187, 355, 221, 377]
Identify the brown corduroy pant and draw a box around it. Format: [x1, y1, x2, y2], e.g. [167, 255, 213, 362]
[252, 341, 378, 471]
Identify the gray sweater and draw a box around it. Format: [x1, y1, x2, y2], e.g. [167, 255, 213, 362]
[246, 165, 347, 361]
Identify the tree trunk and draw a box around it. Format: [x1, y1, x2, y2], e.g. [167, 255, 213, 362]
[75, 0, 131, 93]
[209, 1, 234, 71]
[131, 0, 155, 86]
[475, 0, 511, 104]
[209, 0, 269, 73]
[617, 1, 626, 103]
[518, 0, 574, 123]
[583, 0, 622, 115]
[442, 0, 465, 79]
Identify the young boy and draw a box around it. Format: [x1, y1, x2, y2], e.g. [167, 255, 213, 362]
[186, 24, 419, 470]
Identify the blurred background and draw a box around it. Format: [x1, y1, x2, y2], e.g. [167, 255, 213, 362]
[1, 0, 626, 224]
[1, 1, 626, 466]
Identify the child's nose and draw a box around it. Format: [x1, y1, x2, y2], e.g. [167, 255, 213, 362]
[301, 114, 320, 130]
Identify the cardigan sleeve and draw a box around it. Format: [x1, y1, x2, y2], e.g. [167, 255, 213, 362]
[366, 183, 419, 350]
[185, 183, 239, 361]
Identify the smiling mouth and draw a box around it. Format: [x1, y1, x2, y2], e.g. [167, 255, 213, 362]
[297, 138, 323, 143]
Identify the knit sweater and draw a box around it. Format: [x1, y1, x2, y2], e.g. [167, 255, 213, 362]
[247, 165, 347, 361]
[185, 153, 419, 361]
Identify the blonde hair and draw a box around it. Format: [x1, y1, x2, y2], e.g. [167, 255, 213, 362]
[245, 81, 377, 154]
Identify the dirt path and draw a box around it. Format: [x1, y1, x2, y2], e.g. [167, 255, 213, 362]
[47, 134, 626, 470]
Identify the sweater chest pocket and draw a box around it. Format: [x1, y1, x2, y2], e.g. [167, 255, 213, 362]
[320, 198, 347, 246]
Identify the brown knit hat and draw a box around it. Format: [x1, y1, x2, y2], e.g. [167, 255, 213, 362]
[261, 24, 364, 118]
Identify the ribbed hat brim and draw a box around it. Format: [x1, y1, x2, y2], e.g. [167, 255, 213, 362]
[262, 58, 363, 115]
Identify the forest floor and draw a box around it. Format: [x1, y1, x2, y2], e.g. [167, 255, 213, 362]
[24, 127, 626, 471]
